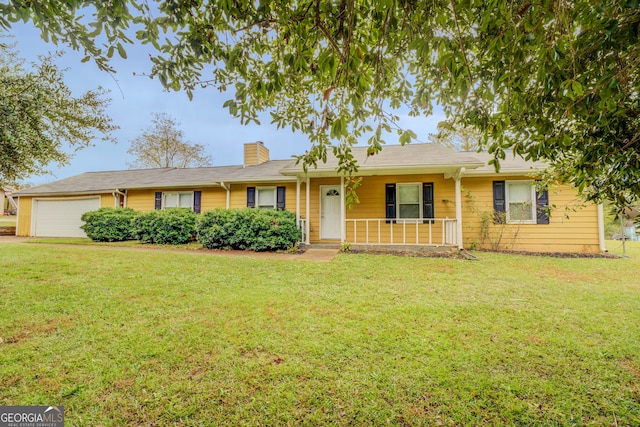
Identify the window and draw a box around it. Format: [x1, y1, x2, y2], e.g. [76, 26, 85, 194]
[247, 186, 286, 210]
[506, 182, 535, 223]
[493, 181, 549, 225]
[397, 183, 421, 219]
[257, 187, 276, 209]
[154, 191, 201, 213]
[164, 192, 193, 209]
[385, 183, 434, 222]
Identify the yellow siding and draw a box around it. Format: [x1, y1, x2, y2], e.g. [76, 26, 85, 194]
[126, 188, 228, 212]
[126, 185, 303, 215]
[340, 174, 456, 245]
[16, 197, 32, 237]
[125, 189, 157, 212]
[461, 176, 600, 253]
[244, 149, 257, 167]
[101, 195, 116, 208]
[229, 182, 304, 216]
[307, 177, 341, 242]
[243, 142, 270, 166]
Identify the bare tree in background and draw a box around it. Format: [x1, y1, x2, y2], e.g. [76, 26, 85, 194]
[428, 120, 481, 152]
[127, 113, 213, 169]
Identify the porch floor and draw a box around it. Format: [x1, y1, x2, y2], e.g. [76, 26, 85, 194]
[304, 242, 458, 254]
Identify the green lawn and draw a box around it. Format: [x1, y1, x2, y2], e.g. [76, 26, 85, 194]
[1, 243, 639, 426]
[0, 215, 16, 227]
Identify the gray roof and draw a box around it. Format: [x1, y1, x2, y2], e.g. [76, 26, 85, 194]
[464, 152, 547, 175]
[279, 143, 485, 176]
[16, 161, 297, 196]
[16, 144, 545, 196]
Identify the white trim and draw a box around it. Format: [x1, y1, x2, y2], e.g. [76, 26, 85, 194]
[320, 185, 341, 240]
[597, 204, 606, 252]
[14, 196, 19, 236]
[305, 176, 310, 244]
[340, 176, 345, 242]
[31, 195, 101, 237]
[163, 191, 194, 209]
[396, 182, 423, 220]
[454, 170, 463, 249]
[255, 186, 277, 209]
[505, 181, 536, 224]
[295, 178, 300, 227]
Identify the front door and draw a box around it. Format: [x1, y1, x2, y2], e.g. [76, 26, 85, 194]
[320, 185, 341, 240]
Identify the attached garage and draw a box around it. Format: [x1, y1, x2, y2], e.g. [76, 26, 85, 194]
[31, 197, 101, 237]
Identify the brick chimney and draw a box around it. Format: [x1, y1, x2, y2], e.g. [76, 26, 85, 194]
[243, 141, 270, 167]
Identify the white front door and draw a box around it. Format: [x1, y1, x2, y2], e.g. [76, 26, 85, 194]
[320, 185, 341, 240]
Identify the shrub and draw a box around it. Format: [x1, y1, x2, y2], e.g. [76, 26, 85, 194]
[197, 208, 301, 251]
[195, 208, 237, 249]
[132, 208, 197, 244]
[81, 208, 138, 242]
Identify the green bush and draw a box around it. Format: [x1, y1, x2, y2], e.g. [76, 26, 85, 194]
[195, 208, 237, 249]
[197, 208, 300, 251]
[81, 208, 138, 242]
[132, 208, 197, 244]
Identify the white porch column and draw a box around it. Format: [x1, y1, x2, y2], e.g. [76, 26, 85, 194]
[305, 176, 310, 245]
[295, 177, 301, 226]
[455, 168, 464, 250]
[597, 204, 606, 252]
[340, 175, 346, 243]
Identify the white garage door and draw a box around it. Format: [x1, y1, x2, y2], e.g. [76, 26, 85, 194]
[32, 197, 101, 237]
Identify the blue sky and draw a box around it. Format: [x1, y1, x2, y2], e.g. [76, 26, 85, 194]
[9, 22, 444, 186]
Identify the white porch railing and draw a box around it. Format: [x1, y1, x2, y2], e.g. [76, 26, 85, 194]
[345, 218, 457, 246]
[297, 218, 307, 243]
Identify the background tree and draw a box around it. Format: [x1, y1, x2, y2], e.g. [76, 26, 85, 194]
[428, 120, 481, 152]
[127, 112, 213, 169]
[0, 43, 116, 185]
[2, 1, 639, 207]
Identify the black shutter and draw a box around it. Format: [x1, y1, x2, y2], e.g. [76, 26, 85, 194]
[536, 188, 550, 224]
[193, 191, 202, 214]
[422, 183, 434, 223]
[385, 184, 396, 223]
[493, 181, 506, 224]
[247, 187, 256, 208]
[276, 186, 286, 210]
[154, 192, 163, 210]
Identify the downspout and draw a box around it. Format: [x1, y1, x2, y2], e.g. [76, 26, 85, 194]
[597, 204, 606, 252]
[112, 189, 126, 208]
[219, 182, 230, 209]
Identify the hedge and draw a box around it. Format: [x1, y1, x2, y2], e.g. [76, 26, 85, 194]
[81, 208, 138, 242]
[132, 208, 197, 244]
[197, 208, 300, 251]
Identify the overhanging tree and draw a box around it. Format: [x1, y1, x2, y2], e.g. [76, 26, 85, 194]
[0, 43, 117, 184]
[127, 112, 213, 168]
[2, 1, 638, 206]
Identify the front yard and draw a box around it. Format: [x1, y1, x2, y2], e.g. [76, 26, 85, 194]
[1, 243, 639, 425]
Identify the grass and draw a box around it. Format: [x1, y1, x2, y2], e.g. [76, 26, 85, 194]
[0, 215, 16, 227]
[1, 242, 639, 426]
